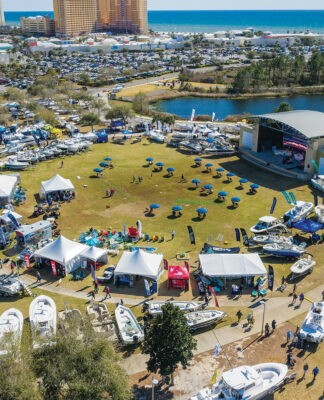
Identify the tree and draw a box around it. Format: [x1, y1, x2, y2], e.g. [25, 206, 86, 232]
[133, 92, 149, 114]
[275, 102, 293, 113]
[80, 113, 101, 131]
[142, 303, 197, 385]
[105, 106, 134, 125]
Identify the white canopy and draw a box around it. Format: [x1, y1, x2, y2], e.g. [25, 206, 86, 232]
[34, 235, 88, 274]
[81, 246, 108, 264]
[0, 175, 17, 201]
[115, 249, 163, 281]
[199, 254, 267, 278]
[40, 174, 75, 199]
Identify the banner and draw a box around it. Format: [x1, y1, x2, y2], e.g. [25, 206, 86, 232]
[235, 228, 241, 242]
[282, 191, 291, 204]
[212, 112, 215, 122]
[51, 261, 57, 277]
[240, 228, 249, 247]
[270, 197, 277, 214]
[90, 264, 95, 280]
[24, 254, 31, 269]
[184, 261, 189, 271]
[163, 259, 168, 270]
[209, 286, 219, 307]
[314, 194, 318, 207]
[123, 222, 126, 236]
[144, 279, 151, 296]
[210, 369, 219, 384]
[144, 123, 150, 135]
[268, 265, 274, 291]
[7, 213, 19, 230]
[190, 108, 195, 122]
[187, 226, 196, 245]
[212, 344, 222, 358]
[0, 227, 6, 246]
[289, 192, 297, 205]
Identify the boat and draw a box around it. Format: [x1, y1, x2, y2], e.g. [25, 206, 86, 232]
[0, 275, 23, 296]
[190, 363, 288, 400]
[251, 235, 293, 246]
[0, 308, 24, 356]
[283, 201, 313, 223]
[299, 302, 324, 343]
[263, 242, 306, 259]
[201, 243, 240, 254]
[86, 303, 115, 339]
[311, 175, 324, 192]
[148, 130, 166, 143]
[179, 141, 202, 153]
[59, 306, 84, 339]
[148, 301, 200, 316]
[29, 295, 57, 349]
[185, 310, 226, 331]
[5, 157, 30, 170]
[315, 205, 324, 223]
[250, 216, 288, 234]
[290, 256, 315, 278]
[115, 305, 144, 345]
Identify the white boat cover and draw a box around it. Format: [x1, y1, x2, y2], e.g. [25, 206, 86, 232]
[114, 249, 163, 280]
[199, 254, 267, 278]
[34, 235, 88, 274]
[81, 246, 108, 264]
[40, 174, 75, 198]
[0, 175, 18, 200]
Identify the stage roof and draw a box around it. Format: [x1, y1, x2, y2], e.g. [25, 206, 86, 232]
[253, 110, 324, 139]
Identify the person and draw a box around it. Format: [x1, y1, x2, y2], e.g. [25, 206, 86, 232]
[291, 332, 298, 348]
[0, 258, 2, 269]
[303, 363, 309, 378]
[120, 299, 124, 306]
[272, 320, 277, 331]
[257, 287, 261, 297]
[236, 309, 243, 322]
[293, 283, 297, 294]
[287, 352, 295, 367]
[171, 230, 175, 240]
[104, 286, 111, 299]
[105, 188, 109, 197]
[132, 176, 136, 183]
[36, 271, 41, 283]
[60, 161, 64, 168]
[292, 292, 298, 305]
[238, 284, 243, 297]
[94, 281, 98, 294]
[110, 188, 115, 197]
[265, 322, 270, 336]
[299, 293, 305, 306]
[313, 366, 319, 380]
[322, 290, 324, 301]
[281, 276, 286, 285]
[150, 171, 153, 178]
[247, 312, 252, 325]
[90, 291, 95, 301]
[286, 330, 291, 343]
[204, 293, 209, 306]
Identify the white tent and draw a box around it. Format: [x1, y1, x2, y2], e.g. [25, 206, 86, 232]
[34, 235, 88, 274]
[0, 175, 18, 205]
[81, 246, 108, 264]
[114, 249, 163, 281]
[40, 174, 75, 199]
[199, 254, 267, 278]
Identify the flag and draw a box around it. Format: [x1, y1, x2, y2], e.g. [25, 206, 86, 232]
[212, 112, 215, 122]
[184, 261, 189, 271]
[240, 228, 249, 247]
[187, 226, 196, 245]
[51, 261, 57, 276]
[270, 197, 277, 214]
[209, 286, 219, 307]
[123, 222, 126, 236]
[322, 195, 324, 205]
[7, 213, 19, 230]
[235, 228, 241, 242]
[190, 108, 195, 122]
[144, 279, 151, 296]
[268, 265, 274, 291]
[210, 369, 219, 384]
[0, 227, 6, 246]
[314, 194, 318, 207]
[163, 259, 168, 270]
[90, 264, 95, 280]
[24, 254, 31, 269]
[212, 344, 222, 358]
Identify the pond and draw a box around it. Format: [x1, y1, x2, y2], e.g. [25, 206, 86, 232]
[154, 95, 324, 120]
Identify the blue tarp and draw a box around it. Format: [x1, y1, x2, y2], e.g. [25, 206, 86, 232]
[293, 218, 324, 233]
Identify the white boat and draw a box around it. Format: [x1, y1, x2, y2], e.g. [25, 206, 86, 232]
[29, 295, 57, 349]
[5, 157, 30, 170]
[86, 303, 115, 339]
[263, 242, 306, 258]
[299, 302, 324, 343]
[185, 310, 226, 331]
[315, 205, 324, 223]
[190, 363, 288, 400]
[251, 234, 293, 246]
[250, 216, 288, 234]
[0, 308, 24, 356]
[148, 301, 200, 316]
[114, 305, 144, 345]
[290, 256, 315, 278]
[0, 275, 23, 296]
[311, 175, 324, 192]
[148, 130, 166, 143]
[283, 201, 313, 223]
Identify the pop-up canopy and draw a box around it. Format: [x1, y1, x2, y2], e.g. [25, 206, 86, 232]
[80, 246, 108, 264]
[0, 175, 18, 204]
[40, 174, 75, 199]
[168, 265, 189, 290]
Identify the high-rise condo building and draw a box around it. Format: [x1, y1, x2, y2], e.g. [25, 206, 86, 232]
[21, 15, 55, 36]
[0, 0, 5, 26]
[53, 0, 98, 37]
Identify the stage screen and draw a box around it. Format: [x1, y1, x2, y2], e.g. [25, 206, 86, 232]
[242, 131, 253, 149]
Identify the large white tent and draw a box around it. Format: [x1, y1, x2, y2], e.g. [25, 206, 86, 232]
[40, 174, 75, 200]
[0, 175, 18, 205]
[114, 249, 163, 281]
[199, 254, 267, 278]
[34, 235, 88, 274]
[80, 246, 108, 265]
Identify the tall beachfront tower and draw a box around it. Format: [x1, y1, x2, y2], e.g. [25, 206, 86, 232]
[53, 0, 97, 37]
[0, 0, 5, 26]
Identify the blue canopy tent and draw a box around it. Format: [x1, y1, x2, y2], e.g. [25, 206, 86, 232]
[105, 157, 112, 161]
[172, 206, 182, 211]
[146, 157, 154, 164]
[167, 167, 175, 175]
[231, 197, 241, 207]
[204, 184, 213, 194]
[218, 190, 228, 201]
[149, 204, 160, 214]
[293, 219, 324, 234]
[239, 178, 248, 186]
[93, 168, 102, 173]
[192, 178, 200, 188]
[196, 207, 207, 218]
[172, 205, 183, 217]
[216, 167, 225, 177]
[99, 162, 108, 168]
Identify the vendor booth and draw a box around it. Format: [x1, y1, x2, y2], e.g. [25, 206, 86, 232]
[39, 174, 75, 201]
[168, 265, 189, 290]
[0, 175, 18, 205]
[80, 246, 108, 268]
[34, 235, 88, 275]
[199, 253, 267, 287]
[114, 249, 163, 287]
[16, 220, 52, 247]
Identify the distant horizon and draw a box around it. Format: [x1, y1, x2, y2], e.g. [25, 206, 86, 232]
[5, 9, 324, 12]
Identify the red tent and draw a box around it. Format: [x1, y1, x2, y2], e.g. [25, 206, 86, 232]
[128, 227, 139, 238]
[168, 265, 189, 290]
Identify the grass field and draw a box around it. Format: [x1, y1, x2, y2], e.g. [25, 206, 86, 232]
[116, 83, 170, 98]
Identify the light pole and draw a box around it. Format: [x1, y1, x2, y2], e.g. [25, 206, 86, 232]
[152, 378, 158, 400]
[260, 300, 266, 336]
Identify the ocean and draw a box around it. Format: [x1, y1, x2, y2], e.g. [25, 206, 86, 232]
[4, 10, 324, 33]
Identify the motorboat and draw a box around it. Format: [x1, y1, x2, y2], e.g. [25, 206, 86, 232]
[148, 130, 166, 143]
[180, 141, 202, 153]
[263, 242, 306, 259]
[190, 363, 288, 400]
[299, 302, 324, 343]
[5, 157, 30, 170]
[86, 303, 115, 339]
[0, 275, 23, 296]
[311, 175, 324, 192]
[283, 201, 313, 223]
[315, 205, 324, 223]
[250, 216, 288, 234]
[59, 306, 84, 338]
[185, 310, 226, 331]
[0, 308, 24, 356]
[115, 305, 144, 345]
[290, 256, 315, 278]
[29, 295, 57, 349]
[148, 301, 200, 317]
[250, 235, 293, 246]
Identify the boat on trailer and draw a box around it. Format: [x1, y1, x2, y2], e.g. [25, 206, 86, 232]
[311, 175, 324, 192]
[115, 305, 144, 345]
[263, 242, 306, 259]
[290, 256, 315, 279]
[315, 205, 324, 223]
[250, 216, 288, 234]
[147, 301, 200, 317]
[250, 234, 293, 246]
[185, 310, 226, 331]
[299, 302, 324, 343]
[283, 201, 313, 223]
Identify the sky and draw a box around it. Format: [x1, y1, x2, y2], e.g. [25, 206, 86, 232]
[3, 0, 324, 12]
